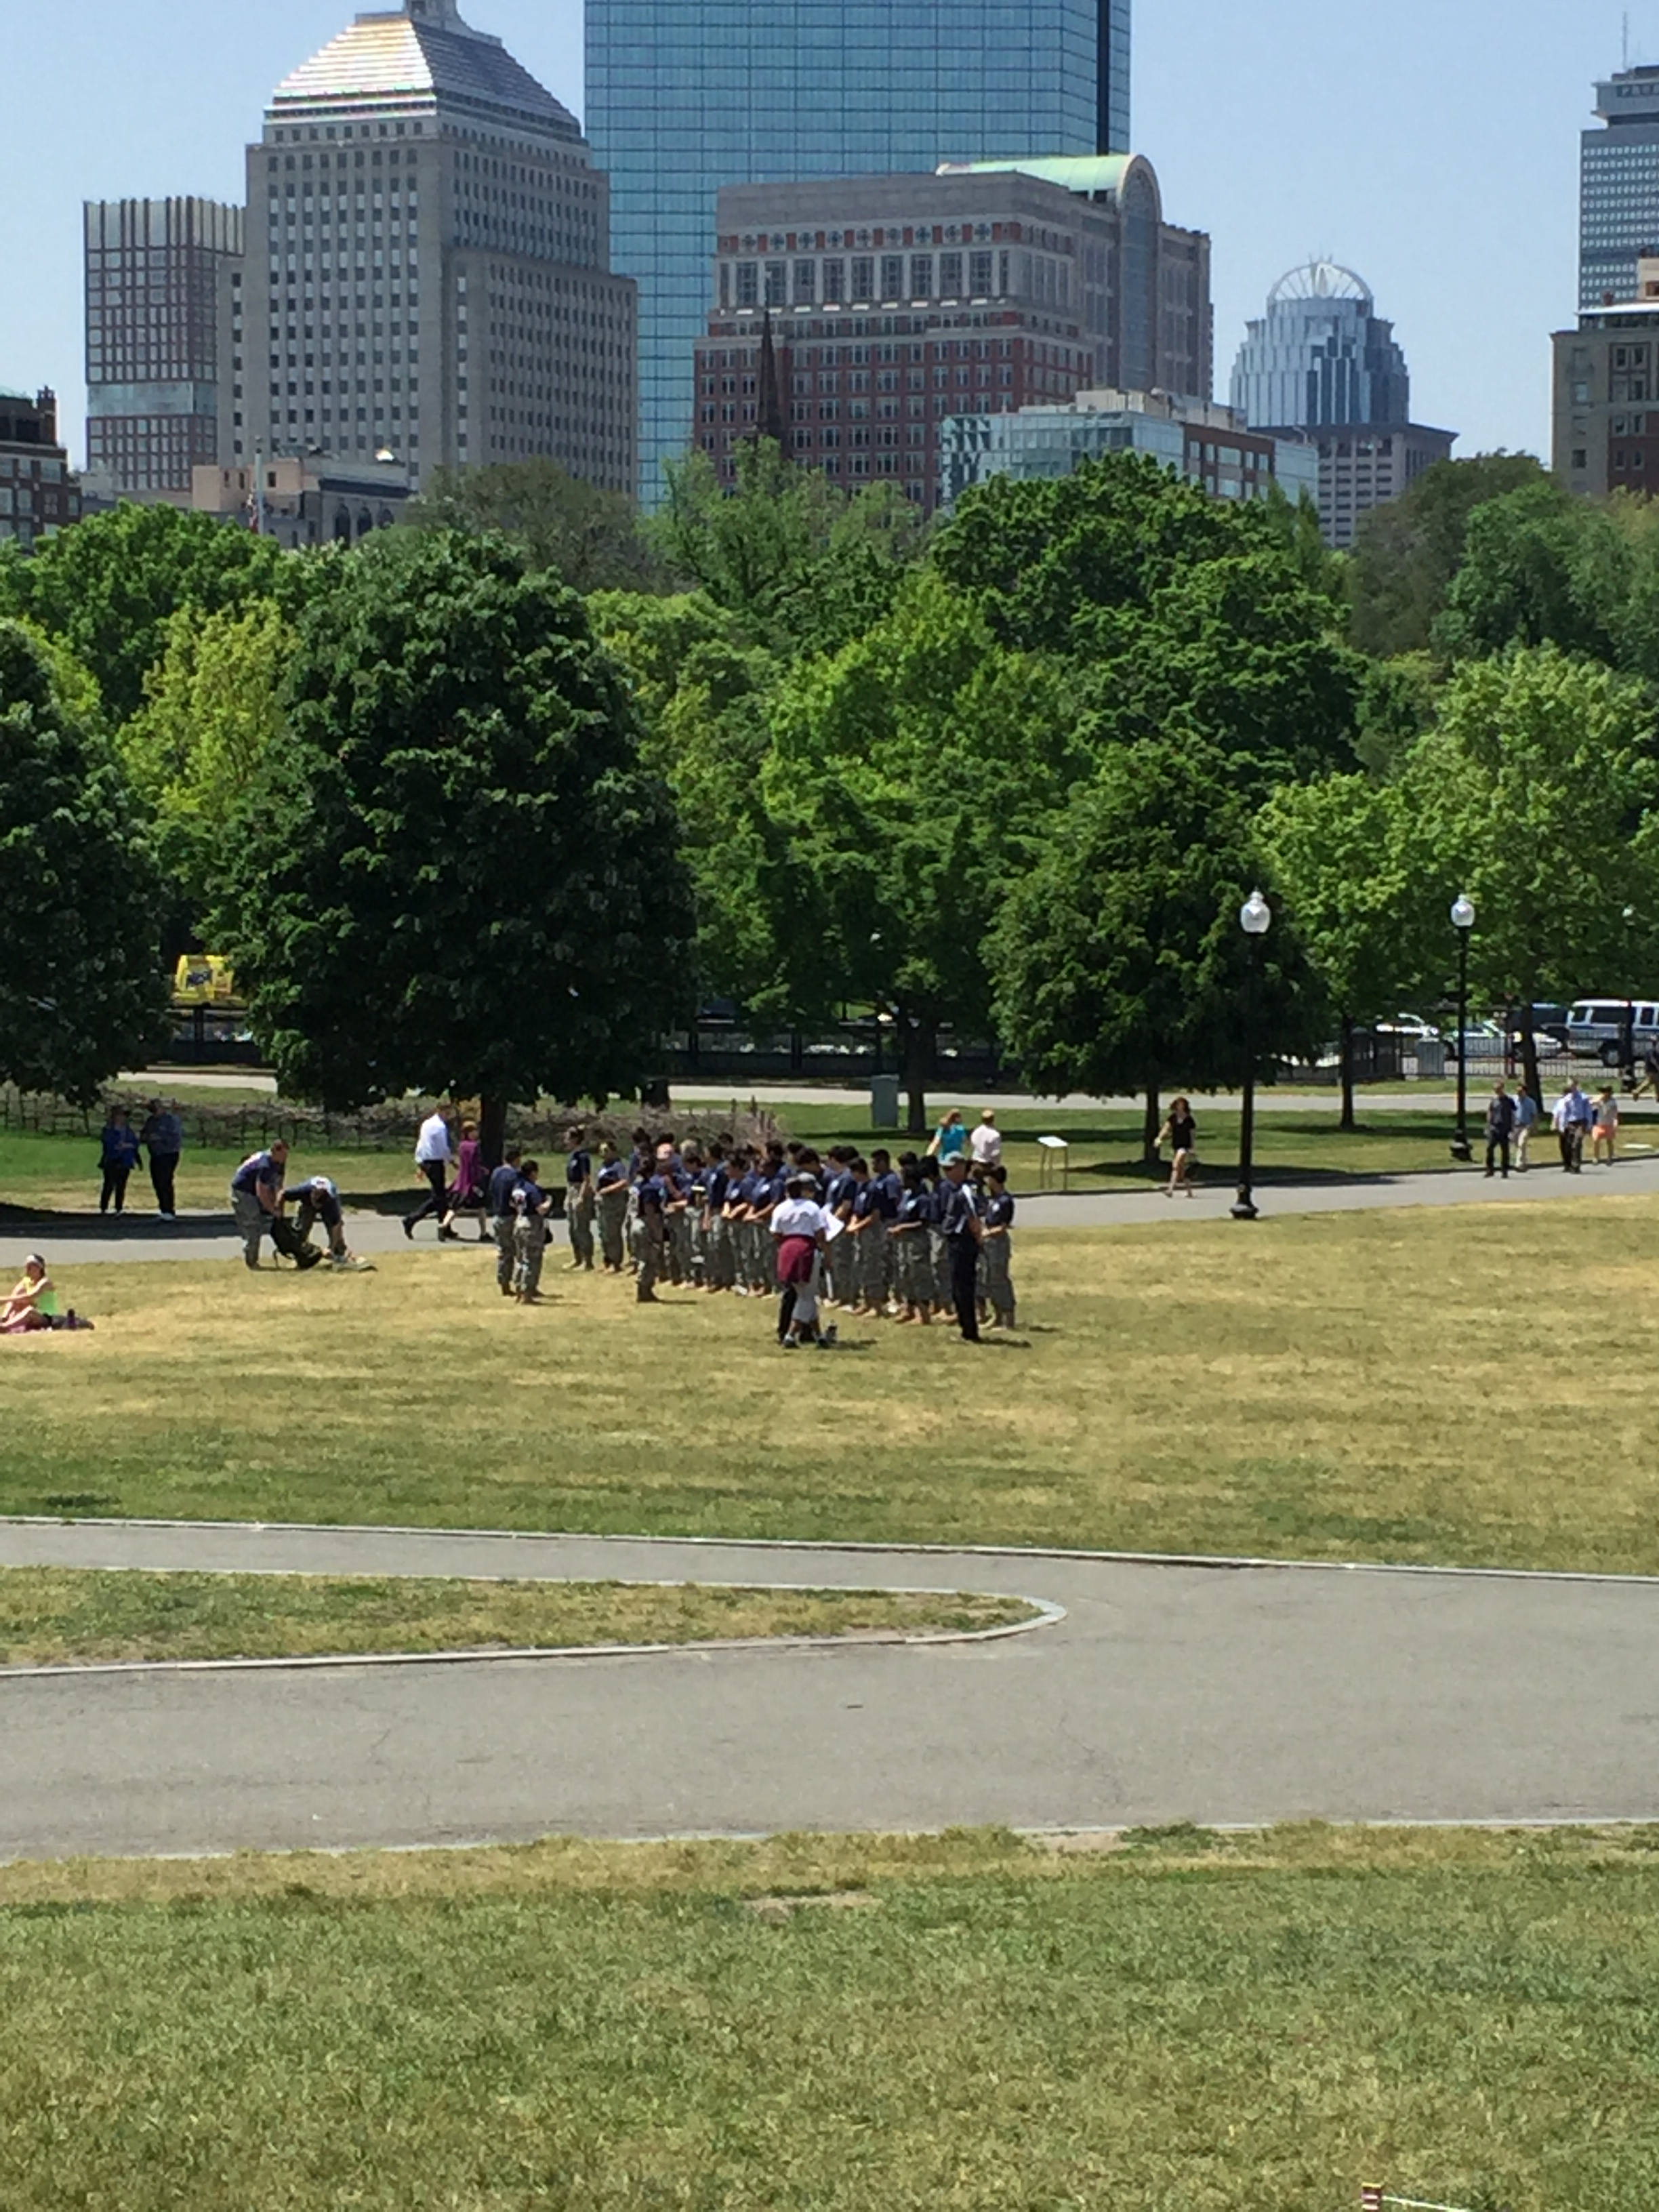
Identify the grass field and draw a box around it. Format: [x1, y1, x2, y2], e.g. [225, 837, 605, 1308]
[2, 1822, 1655, 2209]
[0, 1569, 1029, 1668]
[0, 1099, 1582, 1216]
[5, 1194, 1659, 1573]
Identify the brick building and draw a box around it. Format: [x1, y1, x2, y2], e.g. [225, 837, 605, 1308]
[0, 390, 82, 549]
[1553, 254, 1659, 498]
[695, 156, 1210, 513]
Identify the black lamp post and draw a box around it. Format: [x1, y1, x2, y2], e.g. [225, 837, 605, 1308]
[1233, 888, 1272, 1221]
[1450, 894, 1475, 1162]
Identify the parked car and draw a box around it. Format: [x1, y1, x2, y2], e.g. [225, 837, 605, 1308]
[1442, 1019, 1507, 1059]
[1563, 998, 1659, 1068]
[1376, 1014, 1441, 1043]
[1509, 1004, 1571, 1050]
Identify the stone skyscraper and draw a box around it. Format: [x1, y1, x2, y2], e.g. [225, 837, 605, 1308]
[588, 0, 1132, 499]
[237, 0, 636, 492]
[1581, 64, 1659, 312]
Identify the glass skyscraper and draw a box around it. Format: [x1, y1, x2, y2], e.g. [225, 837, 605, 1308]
[1582, 65, 1659, 310]
[586, 1, 1132, 498]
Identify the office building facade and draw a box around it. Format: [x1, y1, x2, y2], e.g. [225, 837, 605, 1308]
[0, 389, 81, 549]
[83, 199, 245, 503]
[1553, 253, 1659, 497]
[939, 387, 1317, 510]
[1582, 64, 1659, 310]
[1230, 260, 1454, 547]
[697, 157, 1207, 515]
[588, 0, 1132, 499]
[239, 0, 636, 492]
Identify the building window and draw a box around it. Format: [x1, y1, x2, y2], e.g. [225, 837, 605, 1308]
[880, 255, 903, 298]
[822, 258, 844, 302]
[764, 261, 787, 307]
[736, 262, 758, 308]
[940, 252, 963, 295]
[794, 260, 816, 304]
[910, 255, 933, 297]
[851, 257, 874, 300]
[970, 251, 994, 293]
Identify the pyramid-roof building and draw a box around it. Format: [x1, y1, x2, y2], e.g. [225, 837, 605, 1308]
[270, 3, 581, 142]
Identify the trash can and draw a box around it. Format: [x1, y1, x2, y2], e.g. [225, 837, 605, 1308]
[869, 1076, 901, 1129]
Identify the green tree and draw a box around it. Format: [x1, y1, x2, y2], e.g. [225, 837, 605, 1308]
[0, 621, 168, 1102]
[405, 457, 665, 593]
[990, 743, 1327, 1155]
[1256, 775, 1436, 1126]
[1433, 479, 1626, 666]
[0, 504, 303, 724]
[933, 452, 1359, 794]
[1348, 452, 1549, 658]
[1397, 644, 1659, 1097]
[211, 532, 694, 1153]
[651, 440, 924, 654]
[119, 598, 295, 923]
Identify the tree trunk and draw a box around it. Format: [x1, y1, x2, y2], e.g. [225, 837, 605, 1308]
[480, 1094, 509, 1172]
[1517, 1008, 1542, 1109]
[901, 1013, 933, 1136]
[1141, 1085, 1161, 1168]
[1338, 1013, 1357, 1132]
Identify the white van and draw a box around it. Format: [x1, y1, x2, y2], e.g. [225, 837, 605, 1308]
[1564, 999, 1659, 1067]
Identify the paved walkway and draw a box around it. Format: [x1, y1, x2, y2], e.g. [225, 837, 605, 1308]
[10, 1155, 1659, 1271]
[1, 1519, 1656, 1860]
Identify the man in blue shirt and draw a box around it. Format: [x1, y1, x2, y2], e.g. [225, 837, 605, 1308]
[565, 1126, 596, 1273]
[284, 1175, 374, 1271]
[596, 1141, 630, 1273]
[937, 1157, 985, 1343]
[230, 1141, 291, 1271]
[487, 1147, 524, 1298]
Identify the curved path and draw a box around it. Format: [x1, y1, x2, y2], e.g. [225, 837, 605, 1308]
[2, 1517, 1656, 1861]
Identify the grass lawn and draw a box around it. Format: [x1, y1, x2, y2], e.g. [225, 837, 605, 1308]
[0, 1569, 1029, 1668]
[2, 1823, 1656, 2209]
[5, 1195, 1659, 1573]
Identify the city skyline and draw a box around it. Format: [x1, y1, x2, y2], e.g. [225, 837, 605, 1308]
[1, 0, 1652, 477]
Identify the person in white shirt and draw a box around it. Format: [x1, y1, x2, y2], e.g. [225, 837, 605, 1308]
[403, 1107, 456, 1240]
[771, 1175, 834, 1349]
[1552, 1082, 1589, 1174]
[968, 1109, 1003, 1169]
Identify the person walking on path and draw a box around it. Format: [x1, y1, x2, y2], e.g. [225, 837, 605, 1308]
[1591, 1086, 1621, 1166]
[230, 1140, 290, 1268]
[1553, 1081, 1592, 1173]
[979, 1166, 1018, 1330]
[564, 1126, 596, 1272]
[97, 1107, 141, 1216]
[928, 1109, 969, 1166]
[968, 1110, 1003, 1170]
[439, 1122, 489, 1242]
[1483, 1081, 1517, 1179]
[1158, 1097, 1199, 1197]
[937, 1155, 985, 1344]
[138, 1100, 183, 1219]
[1513, 1084, 1539, 1172]
[403, 1106, 455, 1241]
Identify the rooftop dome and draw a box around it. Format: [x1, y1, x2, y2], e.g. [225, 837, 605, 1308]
[271, 3, 581, 140]
[1268, 260, 1372, 310]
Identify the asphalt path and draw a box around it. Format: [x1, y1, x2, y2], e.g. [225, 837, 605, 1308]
[11, 1152, 1659, 1272]
[1, 1518, 1656, 1861]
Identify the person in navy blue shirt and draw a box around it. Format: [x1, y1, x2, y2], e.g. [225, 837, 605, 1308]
[595, 1140, 630, 1273]
[98, 1107, 142, 1216]
[487, 1147, 524, 1298]
[565, 1126, 596, 1274]
[980, 1165, 1017, 1330]
[510, 1159, 552, 1304]
[936, 1156, 985, 1343]
[891, 1164, 933, 1325]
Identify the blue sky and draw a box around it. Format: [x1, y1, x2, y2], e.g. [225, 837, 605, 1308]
[1, 1, 1647, 466]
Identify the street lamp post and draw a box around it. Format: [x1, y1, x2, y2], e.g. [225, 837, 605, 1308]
[1233, 889, 1273, 1221]
[1450, 894, 1475, 1162]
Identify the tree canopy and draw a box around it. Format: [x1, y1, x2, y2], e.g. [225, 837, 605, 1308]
[0, 619, 168, 1101]
[211, 531, 694, 1122]
[405, 457, 666, 594]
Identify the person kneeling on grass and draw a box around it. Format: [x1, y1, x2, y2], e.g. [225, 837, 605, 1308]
[771, 1173, 836, 1350]
[284, 1176, 374, 1271]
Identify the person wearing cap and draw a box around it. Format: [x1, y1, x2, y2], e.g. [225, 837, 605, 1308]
[139, 1099, 184, 1220]
[937, 1155, 985, 1343]
[771, 1173, 834, 1349]
[1, 1255, 59, 1333]
[968, 1110, 1003, 1171]
[229, 1141, 291, 1269]
[284, 1176, 374, 1271]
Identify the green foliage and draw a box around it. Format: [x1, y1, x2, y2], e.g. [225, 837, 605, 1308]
[1349, 452, 1549, 657]
[0, 504, 304, 725]
[1397, 644, 1659, 1004]
[990, 741, 1327, 1101]
[1433, 478, 1626, 665]
[0, 619, 168, 1101]
[1352, 652, 1438, 777]
[211, 531, 694, 1109]
[119, 599, 295, 913]
[403, 457, 665, 594]
[650, 441, 924, 655]
[934, 453, 1359, 792]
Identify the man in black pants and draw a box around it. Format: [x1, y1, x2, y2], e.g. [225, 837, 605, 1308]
[937, 1157, 984, 1343]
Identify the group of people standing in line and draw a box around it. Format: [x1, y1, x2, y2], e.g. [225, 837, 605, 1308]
[1482, 1078, 1624, 1177]
[399, 1103, 1019, 1347]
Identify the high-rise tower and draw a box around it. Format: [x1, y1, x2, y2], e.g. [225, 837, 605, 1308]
[1582, 65, 1659, 311]
[237, 0, 636, 492]
[587, 0, 1131, 499]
